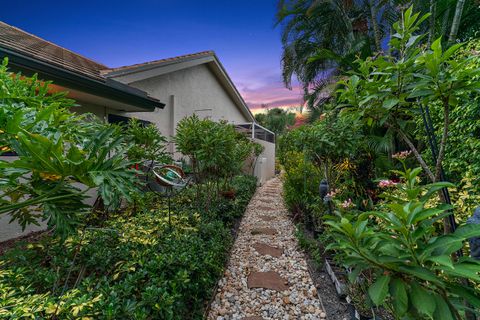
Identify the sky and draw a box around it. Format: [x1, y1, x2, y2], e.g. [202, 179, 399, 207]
[1, 0, 303, 113]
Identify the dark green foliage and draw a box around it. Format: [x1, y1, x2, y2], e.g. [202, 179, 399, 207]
[125, 118, 170, 164]
[337, 7, 480, 183]
[295, 226, 323, 268]
[254, 107, 296, 136]
[325, 164, 480, 319]
[0, 58, 139, 237]
[175, 115, 261, 210]
[0, 175, 257, 319]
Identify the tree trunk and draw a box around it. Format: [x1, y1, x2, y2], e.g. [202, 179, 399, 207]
[393, 126, 436, 182]
[428, 0, 437, 46]
[448, 0, 466, 44]
[369, 0, 382, 52]
[435, 100, 450, 181]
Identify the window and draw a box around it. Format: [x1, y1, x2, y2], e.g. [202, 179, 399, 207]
[107, 114, 152, 127]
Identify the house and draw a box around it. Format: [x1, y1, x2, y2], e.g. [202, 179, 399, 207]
[0, 21, 275, 241]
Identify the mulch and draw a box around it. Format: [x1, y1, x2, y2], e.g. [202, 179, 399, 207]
[0, 230, 49, 256]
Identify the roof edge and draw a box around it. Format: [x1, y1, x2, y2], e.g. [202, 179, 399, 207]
[104, 51, 255, 122]
[102, 50, 216, 78]
[0, 47, 165, 110]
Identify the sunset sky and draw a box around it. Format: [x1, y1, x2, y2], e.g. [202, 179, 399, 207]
[1, 0, 304, 113]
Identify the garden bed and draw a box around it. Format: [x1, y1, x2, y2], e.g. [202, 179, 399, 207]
[295, 225, 350, 320]
[295, 224, 395, 320]
[0, 175, 257, 319]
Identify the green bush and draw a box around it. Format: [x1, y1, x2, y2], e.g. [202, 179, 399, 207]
[0, 175, 257, 319]
[325, 164, 480, 319]
[0, 58, 140, 237]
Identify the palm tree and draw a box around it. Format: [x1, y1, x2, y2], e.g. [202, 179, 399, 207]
[276, 0, 479, 121]
[448, 0, 466, 44]
[276, 0, 375, 114]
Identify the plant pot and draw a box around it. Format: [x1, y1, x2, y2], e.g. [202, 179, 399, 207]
[220, 189, 236, 199]
[324, 258, 347, 297]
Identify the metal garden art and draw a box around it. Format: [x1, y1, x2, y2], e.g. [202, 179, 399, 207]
[149, 163, 190, 227]
[467, 207, 480, 260]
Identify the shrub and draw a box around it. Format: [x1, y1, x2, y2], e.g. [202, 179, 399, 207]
[125, 118, 170, 165]
[325, 164, 480, 319]
[0, 175, 257, 319]
[175, 115, 260, 209]
[0, 58, 139, 237]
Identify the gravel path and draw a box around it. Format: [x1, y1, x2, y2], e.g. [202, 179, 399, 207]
[208, 178, 327, 320]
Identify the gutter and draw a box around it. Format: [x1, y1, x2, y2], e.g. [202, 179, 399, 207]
[0, 47, 165, 111]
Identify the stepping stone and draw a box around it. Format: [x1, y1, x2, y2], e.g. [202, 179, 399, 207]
[253, 242, 283, 257]
[258, 206, 274, 211]
[251, 227, 277, 235]
[247, 271, 288, 291]
[259, 215, 276, 221]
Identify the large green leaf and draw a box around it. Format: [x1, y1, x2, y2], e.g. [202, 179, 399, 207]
[433, 295, 455, 320]
[368, 274, 390, 306]
[453, 224, 480, 240]
[410, 283, 436, 317]
[438, 262, 480, 282]
[398, 266, 443, 286]
[389, 278, 408, 316]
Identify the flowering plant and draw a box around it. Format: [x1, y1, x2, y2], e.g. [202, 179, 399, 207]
[392, 150, 412, 160]
[325, 165, 480, 319]
[378, 180, 397, 188]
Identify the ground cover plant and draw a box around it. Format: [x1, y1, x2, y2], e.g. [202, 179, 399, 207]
[0, 175, 257, 319]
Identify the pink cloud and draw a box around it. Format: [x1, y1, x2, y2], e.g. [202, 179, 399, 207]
[232, 77, 303, 109]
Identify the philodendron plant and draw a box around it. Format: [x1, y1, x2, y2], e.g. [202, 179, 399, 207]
[325, 163, 480, 319]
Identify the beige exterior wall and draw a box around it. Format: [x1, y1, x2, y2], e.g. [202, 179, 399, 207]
[253, 138, 276, 185]
[117, 64, 249, 149]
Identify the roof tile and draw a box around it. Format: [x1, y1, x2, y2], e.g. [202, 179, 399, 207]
[0, 21, 107, 81]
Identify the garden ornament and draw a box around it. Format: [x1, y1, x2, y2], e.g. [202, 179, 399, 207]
[467, 206, 480, 260]
[319, 180, 329, 202]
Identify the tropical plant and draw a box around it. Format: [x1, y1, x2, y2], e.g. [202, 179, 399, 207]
[254, 107, 296, 136]
[279, 114, 363, 187]
[124, 118, 170, 165]
[337, 6, 480, 184]
[0, 58, 139, 237]
[325, 163, 480, 319]
[276, 0, 480, 115]
[175, 115, 259, 207]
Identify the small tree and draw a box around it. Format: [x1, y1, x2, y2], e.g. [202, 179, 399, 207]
[125, 118, 170, 165]
[175, 115, 258, 208]
[337, 6, 480, 183]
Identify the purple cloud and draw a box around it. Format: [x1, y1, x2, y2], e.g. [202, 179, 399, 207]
[230, 68, 304, 110]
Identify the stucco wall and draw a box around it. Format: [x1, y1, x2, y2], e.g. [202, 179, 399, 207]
[253, 139, 276, 185]
[118, 64, 249, 146]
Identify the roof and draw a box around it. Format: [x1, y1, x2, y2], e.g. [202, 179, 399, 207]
[103, 51, 256, 122]
[0, 21, 252, 119]
[104, 51, 215, 75]
[0, 21, 164, 110]
[0, 21, 106, 81]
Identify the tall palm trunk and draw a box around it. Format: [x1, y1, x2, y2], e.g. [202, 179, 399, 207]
[369, 0, 382, 52]
[428, 0, 437, 46]
[448, 0, 466, 44]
